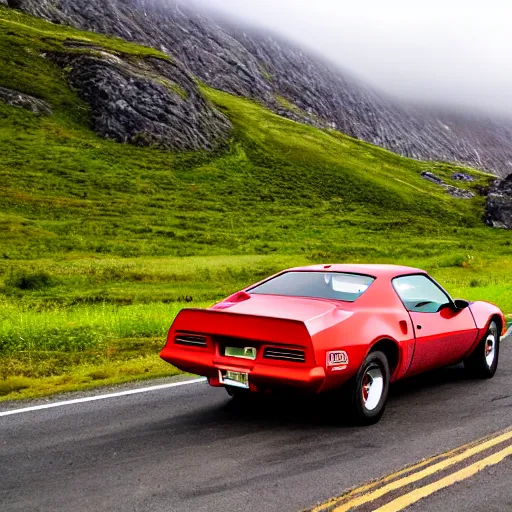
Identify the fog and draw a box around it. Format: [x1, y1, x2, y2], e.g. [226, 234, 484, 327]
[193, 0, 512, 116]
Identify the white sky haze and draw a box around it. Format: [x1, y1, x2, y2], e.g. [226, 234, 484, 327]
[195, 0, 512, 116]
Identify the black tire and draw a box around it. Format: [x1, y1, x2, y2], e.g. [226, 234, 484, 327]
[225, 387, 250, 401]
[464, 320, 500, 378]
[347, 350, 390, 426]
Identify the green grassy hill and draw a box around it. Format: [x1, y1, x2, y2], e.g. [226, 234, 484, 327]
[0, 6, 510, 400]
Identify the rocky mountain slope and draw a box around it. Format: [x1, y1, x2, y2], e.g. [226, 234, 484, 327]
[486, 175, 512, 229]
[51, 48, 231, 151]
[6, 0, 512, 177]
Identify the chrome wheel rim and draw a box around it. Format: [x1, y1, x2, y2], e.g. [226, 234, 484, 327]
[485, 325, 497, 367]
[361, 363, 384, 411]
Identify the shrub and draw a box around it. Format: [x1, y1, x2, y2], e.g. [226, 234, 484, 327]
[0, 376, 32, 396]
[5, 270, 55, 291]
[88, 369, 112, 381]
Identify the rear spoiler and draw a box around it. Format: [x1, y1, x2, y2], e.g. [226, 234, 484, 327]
[168, 308, 313, 348]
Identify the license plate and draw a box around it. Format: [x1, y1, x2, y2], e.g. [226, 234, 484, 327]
[220, 370, 249, 389]
[225, 346, 257, 360]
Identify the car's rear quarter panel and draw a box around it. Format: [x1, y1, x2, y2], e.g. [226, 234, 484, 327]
[311, 309, 415, 390]
[307, 276, 416, 390]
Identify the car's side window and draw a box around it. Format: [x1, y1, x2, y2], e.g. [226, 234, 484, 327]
[393, 275, 451, 313]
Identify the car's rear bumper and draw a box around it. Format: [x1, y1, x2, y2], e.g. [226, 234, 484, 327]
[160, 346, 326, 393]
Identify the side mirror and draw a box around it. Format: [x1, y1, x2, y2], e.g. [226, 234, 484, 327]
[453, 299, 470, 310]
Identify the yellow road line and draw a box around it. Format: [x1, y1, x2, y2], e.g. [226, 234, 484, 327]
[311, 435, 489, 512]
[374, 444, 512, 512]
[331, 429, 512, 512]
[312, 430, 507, 511]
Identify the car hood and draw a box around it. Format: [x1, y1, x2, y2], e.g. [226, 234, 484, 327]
[212, 294, 354, 332]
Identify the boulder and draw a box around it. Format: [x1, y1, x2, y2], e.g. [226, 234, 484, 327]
[0, 86, 52, 115]
[421, 171, 444, 185]
[451, 172, 474, 182]
[486, 175, 512, 229]
[444, 186, 475, 199]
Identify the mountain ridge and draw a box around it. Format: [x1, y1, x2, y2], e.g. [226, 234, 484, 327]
[5, 0, 512, 177]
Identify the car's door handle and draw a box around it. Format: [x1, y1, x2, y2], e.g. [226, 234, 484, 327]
[417, 325, 422, 330]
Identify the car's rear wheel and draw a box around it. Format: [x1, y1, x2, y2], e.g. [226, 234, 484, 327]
[464, 321, 500, 378]
[347, 350, 390, 425]
[225, 387, 250, 401]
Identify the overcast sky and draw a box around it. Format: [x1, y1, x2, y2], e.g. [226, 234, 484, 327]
[196, 0, 512, 117]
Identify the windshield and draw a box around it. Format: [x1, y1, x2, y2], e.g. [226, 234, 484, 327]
[249, 272, 375, 302]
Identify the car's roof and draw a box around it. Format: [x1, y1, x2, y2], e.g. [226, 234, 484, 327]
[288, 264, 425, 278]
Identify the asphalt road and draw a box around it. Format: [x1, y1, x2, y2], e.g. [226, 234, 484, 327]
[1, 338, 511, 512]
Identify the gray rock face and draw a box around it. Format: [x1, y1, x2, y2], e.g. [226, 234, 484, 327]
[0, 85, 52, 115]
[486, 175, 512, 229]
[51, 50, 231, 151]
[8, 0, 512, 176]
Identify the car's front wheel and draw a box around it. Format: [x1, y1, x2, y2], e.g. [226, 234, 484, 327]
[347, 350, 390, 425]
[464, 321, 500, 378]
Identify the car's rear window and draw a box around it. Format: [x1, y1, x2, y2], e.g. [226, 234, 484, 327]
[249, 272, 375, 302]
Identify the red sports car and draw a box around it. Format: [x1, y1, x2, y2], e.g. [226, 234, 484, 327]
[160, 265, 506, 424]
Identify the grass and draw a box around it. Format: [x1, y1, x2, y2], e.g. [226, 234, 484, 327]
[1, 253, 511, 402]
[0, 298, 197, 400]
[0, 300, 205, 355]
[0, 357, 184, 401]
[0, 6, 511, 401]
[275, 94, 303, 115]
